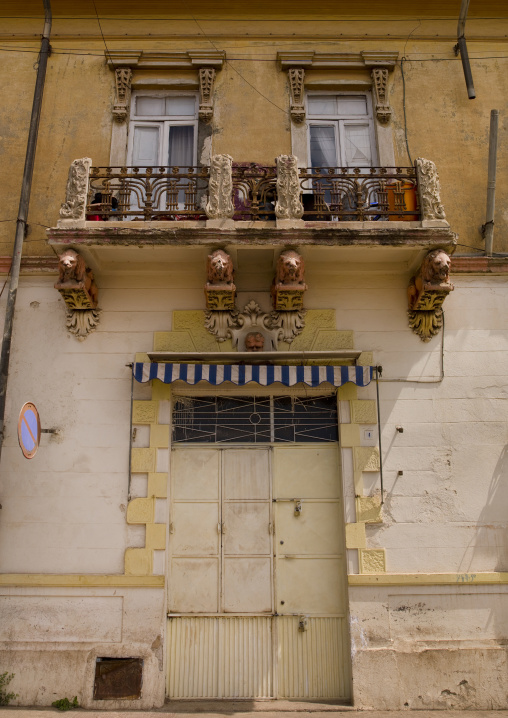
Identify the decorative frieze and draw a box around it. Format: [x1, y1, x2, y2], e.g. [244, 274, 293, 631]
[199, 67, 216, 123]
[275, 155, 304, 220]
[271, 249, 308, 311]
[408, 249, 454, 342]
[59, 158, 92, 222]
[205, 154, 234, 219]
[204, 248, 236, 310]
[415, 158, 446, 221]
[113, 67, 132, 123]
[288, 68, 305, 123]
[204, 299, 306, 348]
[371, 67, 391, 123]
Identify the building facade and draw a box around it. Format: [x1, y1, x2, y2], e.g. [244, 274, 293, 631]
[0, 0, 507, 709]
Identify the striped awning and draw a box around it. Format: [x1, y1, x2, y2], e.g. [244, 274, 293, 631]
[133, 363, 373, 388]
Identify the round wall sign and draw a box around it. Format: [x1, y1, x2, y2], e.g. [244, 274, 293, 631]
[18, 402, 41, 459]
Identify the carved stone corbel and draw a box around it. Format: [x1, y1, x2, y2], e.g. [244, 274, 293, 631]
[288, 68, 305, 123]
[271, 249, 307, 310]
[59, 158, 92, 222]
[275, 155, 304, 220]
[371, 67, 391, 123]
[204, 249, 236, 310]
[205, 154, 234, 219]
[113, 68, 132, 123]
[205, 300, 306, 348]
[199, 67, 216, 123]
[54, 249, 100, 340]
[415, 158, 446, 221]
[407, 249, 454, 342]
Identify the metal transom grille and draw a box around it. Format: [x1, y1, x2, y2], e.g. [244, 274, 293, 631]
[172, 395, 338, 443]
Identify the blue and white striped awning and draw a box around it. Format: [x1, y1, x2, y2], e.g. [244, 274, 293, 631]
[133, 363, 373, 388]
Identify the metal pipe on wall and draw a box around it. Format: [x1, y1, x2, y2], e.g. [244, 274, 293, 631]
[484, 109, 499, 257]
[0, 0, 52, 463]
[456, 0, 476, 99]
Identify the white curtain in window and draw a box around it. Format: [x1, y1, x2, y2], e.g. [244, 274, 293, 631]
[309, 126, 337, 167]
[168, 125, 194, 167]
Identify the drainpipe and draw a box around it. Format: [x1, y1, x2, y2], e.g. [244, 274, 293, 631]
[456, 0, 476, 99]
[0, 0, 52, 464]
[483, 109, 499, 257]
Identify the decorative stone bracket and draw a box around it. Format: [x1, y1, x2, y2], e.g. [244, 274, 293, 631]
[371, 68, 391, 123]
[205, 299, 306, 348]
[407, 249, 454, 342]
[54, 249, 100, 340]
[199, 67, 216, 122]
[288, 68, 305, 124]
[113, 68, 133, 123]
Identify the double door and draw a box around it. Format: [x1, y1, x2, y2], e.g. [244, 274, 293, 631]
[167, 445, 350, 700]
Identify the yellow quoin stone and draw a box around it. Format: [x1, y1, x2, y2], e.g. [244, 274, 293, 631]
[339, 423, 361, 447]
[357, 352, 373, 366]
[146, 523, 166, 550]
[151, 381, 171, 400]
[131, 447, 157, 473]
[337, 383, 358, 401]
[351, 400, 377, 425]
[150, 423, 170, 448]
[148, 473, 168, 498]
[354, 446, 380, 473]
[132, 401, 158, 424]
[127, 497, 155, 524]
[356, 496, 383, 523]
[125, 548, 153, 576]
[359, 548, 386, 574]
[345, 522, 367, 549]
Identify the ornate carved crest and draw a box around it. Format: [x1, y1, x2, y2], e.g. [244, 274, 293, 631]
[407, 249, 454, 341]
[371, 68, 391, 123]
[415, 158, 446, 220]
[205, 299, 306, 348]
[113, 68, 133, 123]
[205, 154, 235, 219]
[65, 308, 101, 341]
[199, 67, 216, 123]
[275, 155, 304, 220]
[288, 68, 305, 123]
[59, 158, 92, 221]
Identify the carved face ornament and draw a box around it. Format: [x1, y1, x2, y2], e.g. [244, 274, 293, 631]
[245, 332, 265, 352]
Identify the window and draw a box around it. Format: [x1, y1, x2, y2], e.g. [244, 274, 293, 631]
[307, 93, 377, 169]
[128, 92, 198, 168]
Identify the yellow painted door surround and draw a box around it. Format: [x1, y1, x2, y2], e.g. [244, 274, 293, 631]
[167, 444, 350, 700]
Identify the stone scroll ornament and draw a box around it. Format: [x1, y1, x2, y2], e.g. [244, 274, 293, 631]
[275, 155, 304, 220]
[59, 158, 92, 221]
[407, 249, 454, 342]
[205, 154, 234, 219]
[271, 249, 308, 311]
[205, 299, 306, 347]
[54, 249, 100, 340]
[204, 249, 236, 311]
[415, 158, 446, 221]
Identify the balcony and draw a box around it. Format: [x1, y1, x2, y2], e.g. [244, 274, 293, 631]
[48, 154, 456, 269]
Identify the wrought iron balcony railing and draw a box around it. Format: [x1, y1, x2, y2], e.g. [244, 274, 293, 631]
[59, 155, 446, 225]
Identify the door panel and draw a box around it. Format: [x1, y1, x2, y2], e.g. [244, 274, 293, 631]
[273, 445, 341, 499]
[172, 449, 220, 500]
[275, 501, 344, 555]
[171, 558, 219, 613]
[276, 557, 344, 614]
[223, 502, 271, 555]
[223, 557, 272, 613]
[171, 502, 219, 556]
[223, 449, 270, 499]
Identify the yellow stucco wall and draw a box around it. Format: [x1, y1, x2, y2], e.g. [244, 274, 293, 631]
[0, 3, 507, 254]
